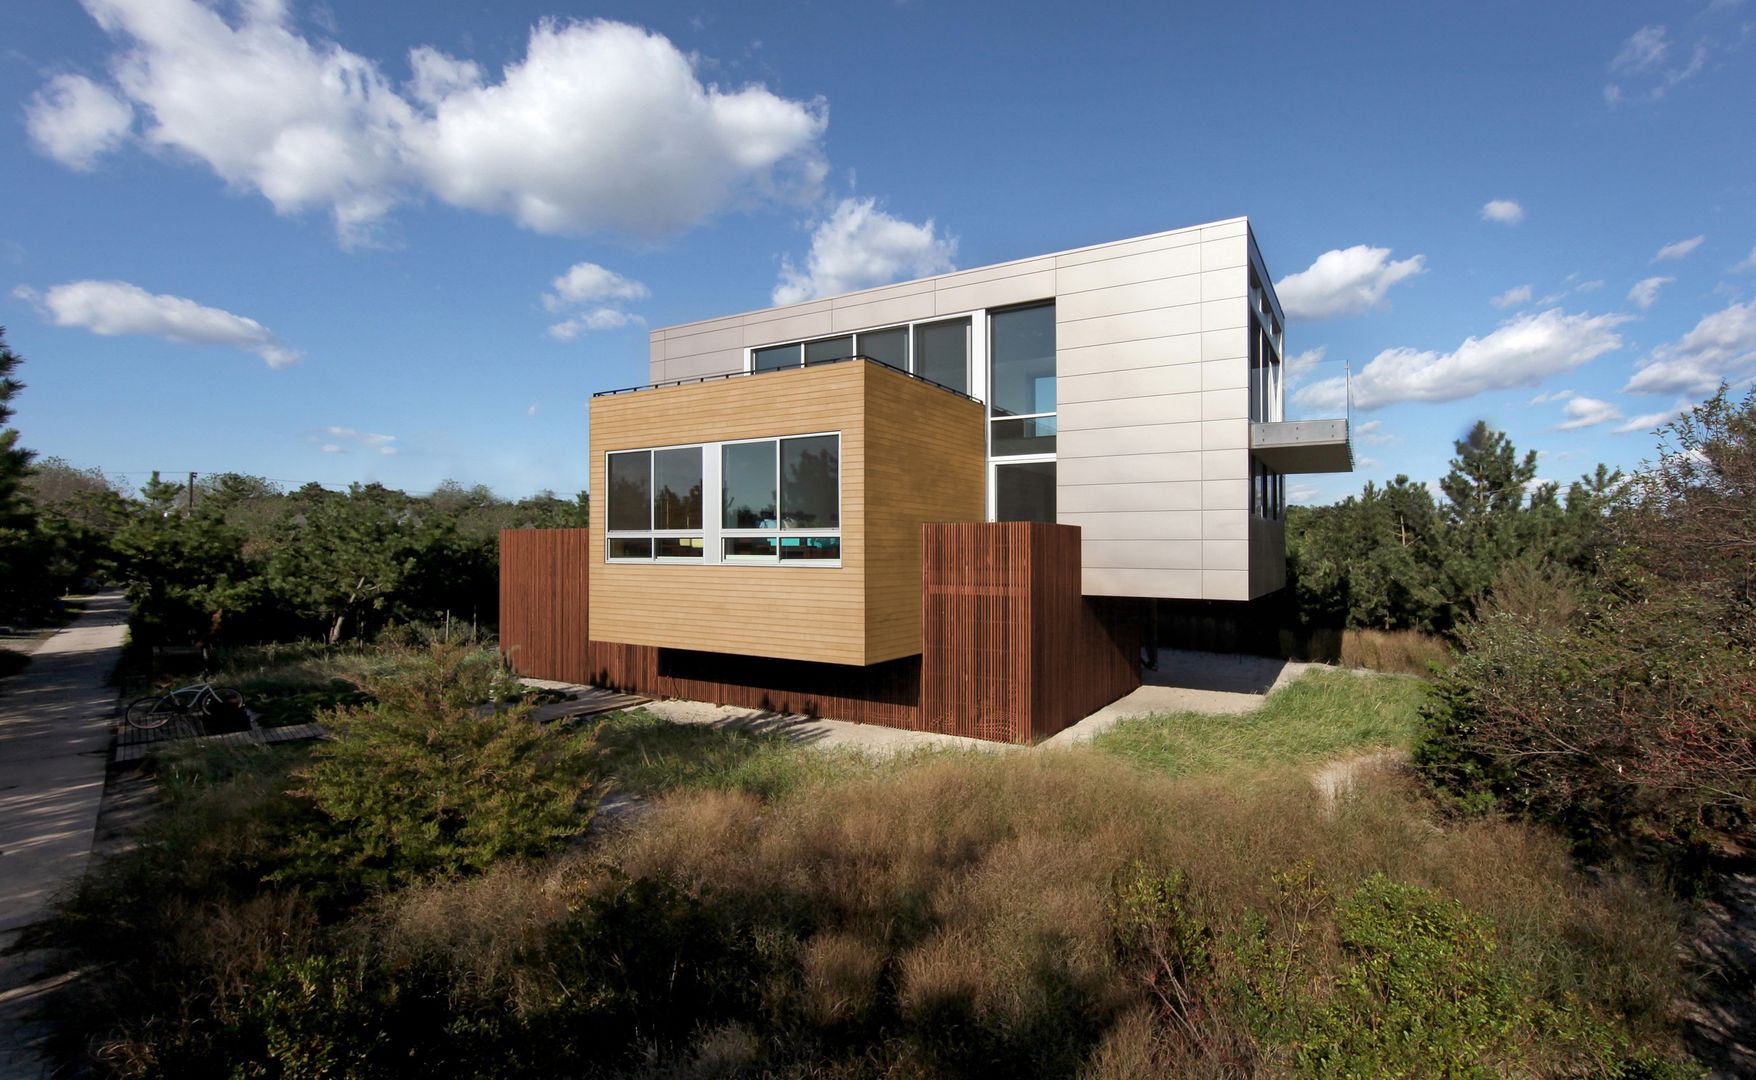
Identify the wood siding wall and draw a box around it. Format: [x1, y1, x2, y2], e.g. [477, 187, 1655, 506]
[921, 522, 1141, 743]
[589, 361, 983, 665]
[502, 521, 1138, 744]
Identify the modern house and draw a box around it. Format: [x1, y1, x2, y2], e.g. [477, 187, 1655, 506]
[500, 216, 1350, 742]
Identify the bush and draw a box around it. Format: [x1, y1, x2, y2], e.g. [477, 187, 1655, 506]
[1416, 388, 1756, 859]
[289, 636, 600, 888]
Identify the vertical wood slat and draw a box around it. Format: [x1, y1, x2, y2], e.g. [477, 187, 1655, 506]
[921, 522, 1140, 743]
[503, 524, 1138, 744]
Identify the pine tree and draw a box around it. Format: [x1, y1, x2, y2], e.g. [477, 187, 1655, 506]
[0, 330, 42, 619]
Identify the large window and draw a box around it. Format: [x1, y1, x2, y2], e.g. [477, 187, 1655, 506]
[989, 303, 1055, 456]
[1249, 267, 1283, 423]
[607, 434, 840, 564]
[749, 317, 971, 395]
[605, 447, 704, 559]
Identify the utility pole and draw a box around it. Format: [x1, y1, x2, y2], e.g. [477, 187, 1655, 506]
[188, 471, 197, 511]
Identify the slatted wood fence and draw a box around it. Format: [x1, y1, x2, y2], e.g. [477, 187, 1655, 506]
[500, 524, 1138, 744]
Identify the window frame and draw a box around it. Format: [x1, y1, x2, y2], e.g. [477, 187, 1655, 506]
[744, 313, 982, 397]
[605, 431, 843, 567]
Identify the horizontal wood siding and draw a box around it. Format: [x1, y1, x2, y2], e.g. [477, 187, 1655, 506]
[590, 363, 870, 665]
[863, 366, 986, 662]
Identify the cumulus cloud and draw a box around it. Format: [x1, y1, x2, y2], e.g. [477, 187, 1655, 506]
[1654, 235, 1704, 261]
[26, 2, 827, 244]
[24, 74, 134, 170]
[1274, 245, 1425, 322]
[1285, 346, 1326, 384]
[13, 279, 300, 367]
[1623, 297, 1756, 396]
[540, 261, 647, 338]
[1627, 276, 1674, 310]
[1554, 396, 1623, 431]
[1295, 308, 1629, 412]
[542, 262, 649, 310]
[1480, 199, 1524, 225]
[1491, 284, 1532, 309]
[318, 426, 397, 454]
[772, 197, 956, 305]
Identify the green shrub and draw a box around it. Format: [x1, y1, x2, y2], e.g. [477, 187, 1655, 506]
[288, 636, 600, 889]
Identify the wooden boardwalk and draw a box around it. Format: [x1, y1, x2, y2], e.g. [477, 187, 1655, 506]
[112, 716, 328, 763]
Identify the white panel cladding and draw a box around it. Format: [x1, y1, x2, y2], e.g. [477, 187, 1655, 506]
[1049, 221, 1256, 601]
[645, 215, 1270, 603]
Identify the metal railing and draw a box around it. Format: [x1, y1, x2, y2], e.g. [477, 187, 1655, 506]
[592, 353, 981, 404]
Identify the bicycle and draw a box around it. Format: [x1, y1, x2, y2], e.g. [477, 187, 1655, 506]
[124, 682, 248, 730]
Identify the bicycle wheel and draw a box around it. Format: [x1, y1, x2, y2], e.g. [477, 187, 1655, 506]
[125, 695, 181, 730]
[204, 688, 246, 717]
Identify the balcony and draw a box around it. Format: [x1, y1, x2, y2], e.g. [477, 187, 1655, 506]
[1250, 419, 1352, 474]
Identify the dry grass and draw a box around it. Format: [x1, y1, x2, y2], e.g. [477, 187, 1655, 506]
[1337, 628, 1453, 674]
[530, 751, 1688, 1076]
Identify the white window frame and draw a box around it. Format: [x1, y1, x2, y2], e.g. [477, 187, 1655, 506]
[605, 431, 843, 567]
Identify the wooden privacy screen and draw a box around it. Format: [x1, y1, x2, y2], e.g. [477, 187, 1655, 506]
[920, 522, 1140, 743]
[499, 524, 1138, 744]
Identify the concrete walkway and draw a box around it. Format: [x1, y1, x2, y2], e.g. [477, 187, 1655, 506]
[0, 590, 128, 1079]
[524, 648, 1318, 757]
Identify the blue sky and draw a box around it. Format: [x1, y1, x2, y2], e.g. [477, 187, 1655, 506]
[4, 0, 1753, 503]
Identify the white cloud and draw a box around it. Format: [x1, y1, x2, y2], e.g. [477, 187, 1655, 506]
[1614, 404, 1688, 435]
[1734, 246, 1756, 272]
[527, 404, 538, 416]
[1554, 396, 1623, 431]
[546, 307, 640, 341]
[24, 74, 134, 170]
[1612, 25, 1670, 74]
[1623, 297, 1756, 396]
[1654, 235, 1704, 261]
[1576, 279, 1605, 292]
[1286, 346, 1326, 384]
[1491, 284, 1532, 309]
[539, 261, 648, 338]
[13, 279, 300, 367]
[1627, 276, 1674, 310]
[28, 3, 827, 244]
[1295, 308, 1629, 412]
[542, 262, 649, 310]
[318, 426, 398, 453]
[1354, 419, 1394, 446]
[1530, 388, 1576, 404]
[773, 197, 956, 305]
[1480, 199, 1524, 225]
[1274, 245, 1425, 321]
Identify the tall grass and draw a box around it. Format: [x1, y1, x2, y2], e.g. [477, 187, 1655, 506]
[1095, 668, 1430, 776]
[348, 753, 1690, 1077]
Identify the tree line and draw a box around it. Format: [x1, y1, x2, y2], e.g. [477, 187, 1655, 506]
[1286, 420, 1623, 635]
[0, 328, 587, 644]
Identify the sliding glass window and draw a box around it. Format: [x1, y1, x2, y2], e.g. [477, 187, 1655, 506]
[608, 434, 840, 565]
